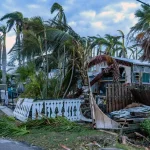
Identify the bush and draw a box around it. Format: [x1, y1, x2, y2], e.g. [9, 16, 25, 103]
[0, 116, 29, 137]
[140, 119, 150, 136]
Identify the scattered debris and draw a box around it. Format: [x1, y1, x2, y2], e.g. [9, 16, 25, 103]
[100, 148, 123, 150]
[60, 144, 71, 150]
[125, 103, 143, 109]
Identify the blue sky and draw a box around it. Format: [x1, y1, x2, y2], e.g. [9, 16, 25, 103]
[0, 0, 145, 52]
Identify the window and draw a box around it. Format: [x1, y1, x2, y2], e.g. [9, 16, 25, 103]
[119, 67, 125, 79]
[133, 73, 140, 83]
[142, 73, 150, 83]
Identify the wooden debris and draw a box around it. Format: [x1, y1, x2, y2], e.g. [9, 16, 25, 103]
[93, 141, 101, 147]
[121, 136, 127, 145]
[125, 102, 143, 109]
[130, 112, 150, 118]
[98, 129, 118, 136]
[120, 135, 149, 149]
[134, 132, 150, 142]
[100, 148, 123, 150]
[60, 144, 71, 150]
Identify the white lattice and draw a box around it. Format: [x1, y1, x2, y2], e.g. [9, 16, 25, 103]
[13, 98, 82, 122]
[45, 100, 64, 118]
[64, 99, 81, 121]
[13, 98, 34, 122]
[32, 101, 44, 120]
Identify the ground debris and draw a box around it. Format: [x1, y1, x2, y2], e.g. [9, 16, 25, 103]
[60, 144, 71, 150]
[120, 133, 150, 150]
[100, 148, 123, 150]
[77, 134, 117, 149]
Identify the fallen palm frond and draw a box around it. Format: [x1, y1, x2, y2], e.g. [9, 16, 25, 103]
[21, 116, 89, 132]
[0, 116, 29, 137]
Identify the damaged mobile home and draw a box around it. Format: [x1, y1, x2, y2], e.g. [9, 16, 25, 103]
[85, 55, 150, 128]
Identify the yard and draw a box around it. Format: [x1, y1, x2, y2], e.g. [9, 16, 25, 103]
[0, 110, 145, 150]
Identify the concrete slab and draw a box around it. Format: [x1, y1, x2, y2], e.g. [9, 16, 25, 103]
[0, 106, 14, 117]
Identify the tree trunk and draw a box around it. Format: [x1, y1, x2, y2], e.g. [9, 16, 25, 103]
[2, 33, 6, 84]
[122, 37, 127, 58]
[17, 31, 21, 67]
[0, 39, 2, 70]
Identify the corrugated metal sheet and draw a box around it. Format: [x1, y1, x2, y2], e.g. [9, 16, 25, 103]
[113, 57, 150, 66]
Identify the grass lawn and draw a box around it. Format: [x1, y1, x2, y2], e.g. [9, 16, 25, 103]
[0, 111, 145, 150]
[11, 128, 144, 150]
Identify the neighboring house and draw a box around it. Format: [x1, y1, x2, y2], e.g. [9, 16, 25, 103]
[88, 57, 150, 95]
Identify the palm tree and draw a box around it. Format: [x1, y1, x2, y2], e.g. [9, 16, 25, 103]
[128, 4, 150, 61]
[50, 2, 67, 30]
[0, 26, 7, 84]
[129, 5, 150, 37]
[90, 34, 122, 57]
[0, 11, 23, 66]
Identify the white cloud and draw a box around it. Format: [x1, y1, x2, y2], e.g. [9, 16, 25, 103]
[120, 2, 139, 12]
[91, 21, 105, 30]
[114, 13, 125, 23]
[68, 21, 77, 27]
[80, 10, 96, 19]
[78, 21, 87, 26]
[68, 1, 140, 37]
[27, 4, 40, 9]
[129, 13, 138, 26]
[98, 11, 115, 18]
[66, 0, 75, 5]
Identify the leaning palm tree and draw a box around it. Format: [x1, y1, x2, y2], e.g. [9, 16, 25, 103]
[128, 4, 150, 61]
[0, 11, 23, 66]
[50, 2, 67, 30]
[0, 26, 7, 84]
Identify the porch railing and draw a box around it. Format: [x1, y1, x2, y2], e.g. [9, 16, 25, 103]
[13, 98, 81, 122]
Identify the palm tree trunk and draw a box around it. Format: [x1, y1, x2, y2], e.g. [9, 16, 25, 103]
[44, 27, 48, 98]
[0, 39, 2, 70]
[2, 33, 6, 84]
[122, 36, 127, 58]
[17, 31, 21, 66]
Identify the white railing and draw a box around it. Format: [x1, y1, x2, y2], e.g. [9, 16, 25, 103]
[13, 98, 34, 122]
[13, 98, 82, 122]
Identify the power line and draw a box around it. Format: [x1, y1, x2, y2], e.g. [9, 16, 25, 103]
[136, 0, 150, 7]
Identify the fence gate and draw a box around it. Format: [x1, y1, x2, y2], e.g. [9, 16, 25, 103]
[106, 83, 133, 113]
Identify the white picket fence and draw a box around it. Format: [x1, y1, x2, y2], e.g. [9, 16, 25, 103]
[13, 98, 82, 122]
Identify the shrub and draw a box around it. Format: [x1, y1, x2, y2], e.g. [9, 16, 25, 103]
[140, 119, 150, 136]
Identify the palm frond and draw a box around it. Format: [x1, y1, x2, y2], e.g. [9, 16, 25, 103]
[51, 2, 63, 14]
